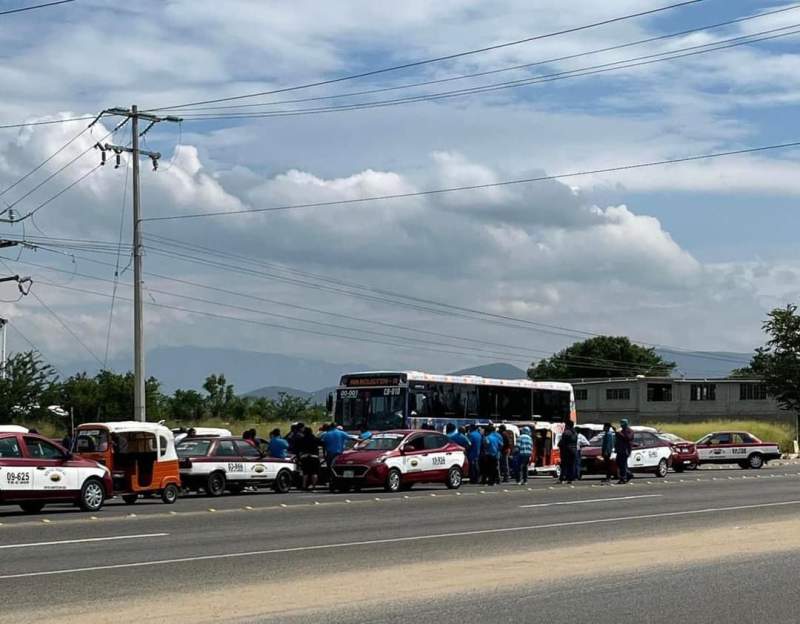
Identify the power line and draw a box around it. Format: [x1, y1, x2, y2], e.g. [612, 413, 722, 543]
[141, 233, 755, 367]
[149, 0, 708, 112]
[0, 0, 75, 17]
[0, 115, 96, 132]
[175, 25, 800, 121]
[178, 6, 800, 114]
[27, 289, 102, 365]
[1, 164, 102, 224]
[143, 138, 800, 222]
[5, 321, 64, 378]
[0, 121, 93, 200]
[139, 236, 752, 368]
[104, 153, 130, 368]
[5, 251, 734, 375]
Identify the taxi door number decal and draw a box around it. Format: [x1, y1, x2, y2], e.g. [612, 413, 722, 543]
[4, 471, 32, 488]
[431, 456, 446, 466]
[227, 463, 245, 473]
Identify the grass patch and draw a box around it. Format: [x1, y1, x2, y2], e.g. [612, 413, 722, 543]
[645, 420, 796, 453]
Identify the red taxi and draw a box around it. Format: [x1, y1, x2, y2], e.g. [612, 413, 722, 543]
[696, 431, 781, 469]
[177, 436, 296, 495]
[330, 430, 468, 493]
[580, 430, 672, 478]
[0, 430, 112, 513]
[658, 432, 699, 472]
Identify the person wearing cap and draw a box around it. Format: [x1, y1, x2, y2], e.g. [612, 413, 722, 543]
[601, 423, 616, 483]
[516, 426, 533, 485]
[615, 419, 634, 484]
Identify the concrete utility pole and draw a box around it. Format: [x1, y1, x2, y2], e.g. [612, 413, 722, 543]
[0, 317, 6, 381]
[0, 265, 33, 381]
[100, 106, 182, 422]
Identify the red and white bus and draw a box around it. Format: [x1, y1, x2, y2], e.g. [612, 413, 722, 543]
[332, 371, 576, 477]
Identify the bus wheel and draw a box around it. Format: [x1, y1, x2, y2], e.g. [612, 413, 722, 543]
[161, 484, 179, 504]
[385, 468, 402, 493]
[446, 466, 463, 489]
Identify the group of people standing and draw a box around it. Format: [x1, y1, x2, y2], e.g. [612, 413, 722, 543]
[557, 419, 635, 485]
[445, 422, 532, 486]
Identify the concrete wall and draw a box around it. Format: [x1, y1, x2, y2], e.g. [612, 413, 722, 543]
[574, 379, 793, 425]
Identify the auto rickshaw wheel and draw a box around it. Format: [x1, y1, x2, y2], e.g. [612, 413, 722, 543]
[206, 471, 226, 497]
[122, 494, 139, 505]
[161, 484, 179, 504]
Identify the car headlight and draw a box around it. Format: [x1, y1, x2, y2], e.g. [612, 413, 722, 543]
[377, 454, 389, 464]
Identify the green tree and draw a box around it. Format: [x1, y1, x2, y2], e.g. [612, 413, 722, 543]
[528, 336, 675, 380]
[0, 351, 58, 422]
[746, 304, 800, 439]
[57, 370, 165, 423]
[203, 373, 237, 419]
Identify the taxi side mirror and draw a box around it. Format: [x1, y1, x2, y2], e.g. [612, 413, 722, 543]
[399, 445, 407, 455]
[63, 451, 73, 461]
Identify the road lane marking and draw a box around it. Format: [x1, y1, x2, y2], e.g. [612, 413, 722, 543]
[0, 533, 169, 551]
[520, 494, 662, 508]
[2, 500, 800, 579]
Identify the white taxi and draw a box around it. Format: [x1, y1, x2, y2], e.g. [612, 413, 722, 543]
[177, 436, 297, 495]
[696, 431, 781, 469]
[0, 430, 112, 513]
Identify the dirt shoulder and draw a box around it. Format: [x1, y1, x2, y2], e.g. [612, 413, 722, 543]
[14, 517, 800, 624]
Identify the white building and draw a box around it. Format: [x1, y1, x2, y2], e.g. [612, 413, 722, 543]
[572, 377, 790, 424]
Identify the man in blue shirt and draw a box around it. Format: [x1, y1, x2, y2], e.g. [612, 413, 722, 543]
[516, 426, 533, 485]
[445, 423, 470, 450]
[359, 426, 373, 441]
[483, 425, 504, 486]
[321, 424, 353, 467]
[467, 424, 483, 484]
[268, 429, 289, 459]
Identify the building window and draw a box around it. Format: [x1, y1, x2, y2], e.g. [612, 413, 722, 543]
[690, 383, 716, 401]
[646, 383, 672, 402]
[574, 389, 588, 401]
[606, 388, 630, 401]
[740, 383, 767, 401]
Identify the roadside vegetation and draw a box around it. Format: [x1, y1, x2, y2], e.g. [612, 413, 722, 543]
[645, 420, 795, 453]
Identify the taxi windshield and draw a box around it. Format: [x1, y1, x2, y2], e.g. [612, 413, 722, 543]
[357, 435, 404, 451]
[176, 439, 212, 458]
[75, 429, 109, 452]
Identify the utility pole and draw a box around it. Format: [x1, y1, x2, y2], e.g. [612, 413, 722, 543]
[0, 317, 6, 381]
[99, 106, 182, 422]
[0, 262, 33, 381]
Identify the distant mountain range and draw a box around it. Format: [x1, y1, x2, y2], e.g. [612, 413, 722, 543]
[60, 346, 752, 403]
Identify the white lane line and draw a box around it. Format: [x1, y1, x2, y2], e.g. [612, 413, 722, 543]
[520, 494, 662, 508]
[3, 500, 800, 579]
[0, 533, 169, 551]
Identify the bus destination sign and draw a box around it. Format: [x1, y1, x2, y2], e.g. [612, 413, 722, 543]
[344, 376, 403, 387]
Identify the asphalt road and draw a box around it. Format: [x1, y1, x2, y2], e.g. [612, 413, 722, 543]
[1, 462, 800, 623]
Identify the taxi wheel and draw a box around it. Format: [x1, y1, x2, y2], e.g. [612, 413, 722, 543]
[385, 468, 402, 493]
[748, 453, 764, 469]
[654, 459, 668, 478]
[273, 470, 292, 494]
[122, 494, 138, 505]
[19, 502, 45, 514]
[161, 484, 179, 504]
[446, 466, 463, 489]
[206, 472, 227, 497]
[80, 478, 106, 512]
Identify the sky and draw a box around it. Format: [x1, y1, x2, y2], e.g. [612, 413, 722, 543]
[0, 0, 798, 381]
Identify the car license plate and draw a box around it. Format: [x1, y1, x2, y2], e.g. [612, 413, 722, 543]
[343, 470, 355, 479]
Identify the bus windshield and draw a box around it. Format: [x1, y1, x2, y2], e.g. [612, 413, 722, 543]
[335, 388, 406, 431]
